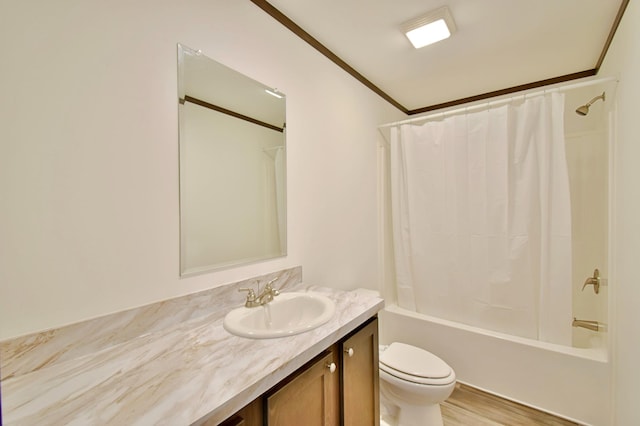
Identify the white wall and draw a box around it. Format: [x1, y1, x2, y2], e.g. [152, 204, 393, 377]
[0, 0, 403, 340]
[598, 1, 640, 424]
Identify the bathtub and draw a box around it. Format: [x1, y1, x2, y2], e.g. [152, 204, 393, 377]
[379, 304, 610, 426]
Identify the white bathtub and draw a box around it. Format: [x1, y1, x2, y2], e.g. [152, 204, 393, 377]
[379, 304, 611, 426]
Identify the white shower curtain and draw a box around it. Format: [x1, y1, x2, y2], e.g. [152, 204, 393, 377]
[390, 93, 573, 345]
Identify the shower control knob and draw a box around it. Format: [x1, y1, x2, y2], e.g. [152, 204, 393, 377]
[345, 347, 354, 357]
[327, 362, 337, 373]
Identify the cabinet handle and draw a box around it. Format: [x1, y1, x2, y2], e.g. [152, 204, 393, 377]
[326, 362, 337, 373]
[344, 347, 354, 357]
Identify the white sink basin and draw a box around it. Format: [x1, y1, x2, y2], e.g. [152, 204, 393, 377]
[223, 292, 336, 339]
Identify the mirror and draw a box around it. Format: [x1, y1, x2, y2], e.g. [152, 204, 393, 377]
[178, 44, 286, 276]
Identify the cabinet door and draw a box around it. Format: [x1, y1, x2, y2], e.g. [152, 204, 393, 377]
[266, 350, 339, 426]
[213, 398, 263, 426]
[341, 317, 379, 426]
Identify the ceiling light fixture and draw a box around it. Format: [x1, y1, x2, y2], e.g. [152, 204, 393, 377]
[402, 6, 456, 49]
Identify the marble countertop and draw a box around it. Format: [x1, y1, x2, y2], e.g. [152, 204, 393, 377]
[1, 273, 384, 425]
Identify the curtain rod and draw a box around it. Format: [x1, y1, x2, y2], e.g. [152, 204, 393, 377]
[378, 76, 618, 129]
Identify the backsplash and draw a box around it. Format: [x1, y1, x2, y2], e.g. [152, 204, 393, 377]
[0, 267, 302, 381]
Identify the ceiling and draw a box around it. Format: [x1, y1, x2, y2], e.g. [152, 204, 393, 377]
[252, 0, 627, 114]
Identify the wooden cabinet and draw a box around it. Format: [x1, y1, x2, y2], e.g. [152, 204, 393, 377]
[341, 318, 379, 426]
[215, 399, 262, 426]
[219, 316, 378, 426]
[266, 350, 339, 426]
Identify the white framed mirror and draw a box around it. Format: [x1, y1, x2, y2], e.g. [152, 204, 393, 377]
[178, 44, 286, 276]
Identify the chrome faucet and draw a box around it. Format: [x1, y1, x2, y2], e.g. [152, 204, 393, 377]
[239, 276, 280, 308]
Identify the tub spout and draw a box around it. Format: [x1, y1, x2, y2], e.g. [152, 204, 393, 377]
[572, 317, 600, 332]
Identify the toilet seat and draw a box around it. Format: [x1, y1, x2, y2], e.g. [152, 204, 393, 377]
[380, 343, 454, 386]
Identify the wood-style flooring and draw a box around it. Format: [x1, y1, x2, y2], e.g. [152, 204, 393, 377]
[441, 384, 579, 426]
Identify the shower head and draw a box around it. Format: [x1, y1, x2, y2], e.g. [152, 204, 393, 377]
[575, 92, 605, 116]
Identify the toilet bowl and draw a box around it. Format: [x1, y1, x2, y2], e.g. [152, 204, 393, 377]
[379, 343, 456, 426]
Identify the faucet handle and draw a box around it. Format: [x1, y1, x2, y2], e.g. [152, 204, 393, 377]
[238, 287, 257, 301]
[264, 282, 280, 297]
[265, 276, 281, 296]
[581, 269, 600, 294]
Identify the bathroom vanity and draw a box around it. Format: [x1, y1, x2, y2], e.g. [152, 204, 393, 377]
[0, 268, 384, 425]
[215, 317, 379, 426]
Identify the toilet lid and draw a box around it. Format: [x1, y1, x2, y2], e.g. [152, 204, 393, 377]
[380, 342, 452, 379]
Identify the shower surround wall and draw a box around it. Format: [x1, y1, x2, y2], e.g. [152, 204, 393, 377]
[564, 84, 611, 350]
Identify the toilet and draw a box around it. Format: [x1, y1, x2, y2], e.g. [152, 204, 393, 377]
[379, 343, 456, 426]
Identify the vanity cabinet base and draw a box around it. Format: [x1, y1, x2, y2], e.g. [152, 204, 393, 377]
[218, 316, 379, 426]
